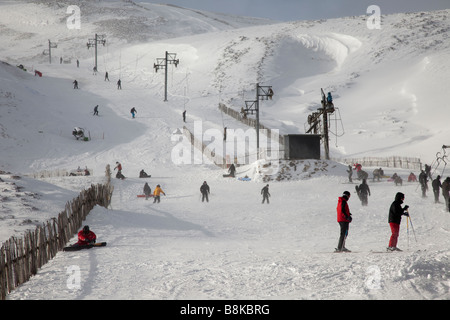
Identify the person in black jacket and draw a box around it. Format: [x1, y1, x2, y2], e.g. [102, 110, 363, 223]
[143, 182, 151, 200]
[432, 175, 442, 203]
[387, 192, 409, 251]
[261, 184, 270, 204]
[419, 170, 428, 198]
[200, 181, 210, 202]
[356, 179, 371, 206]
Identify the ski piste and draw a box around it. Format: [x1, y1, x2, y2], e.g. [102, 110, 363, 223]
[63, 242, 107, 251]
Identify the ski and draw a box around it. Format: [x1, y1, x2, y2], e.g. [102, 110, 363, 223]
[137, 194, 153, 198]
[63, 242, 107, 252]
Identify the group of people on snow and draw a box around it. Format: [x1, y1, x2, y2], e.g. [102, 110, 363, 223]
[339, 160, 450, 252]
[336, 190, 409, 253]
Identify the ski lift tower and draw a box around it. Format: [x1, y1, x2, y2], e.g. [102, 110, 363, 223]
[48, 40, 57, 64]
[242, 83, 273, 159]
[86, 34, 106, 72]
[154, 51, 179, 102]
[305, 88, 335, 160]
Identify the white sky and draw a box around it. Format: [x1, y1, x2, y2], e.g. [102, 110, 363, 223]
[141, 0, 450, 21]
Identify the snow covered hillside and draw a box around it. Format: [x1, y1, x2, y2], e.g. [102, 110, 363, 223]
[1, 0, 450, 301]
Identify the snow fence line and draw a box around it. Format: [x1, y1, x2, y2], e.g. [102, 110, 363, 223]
[0, 173, 113, 300]
[332, 156, 422, 170]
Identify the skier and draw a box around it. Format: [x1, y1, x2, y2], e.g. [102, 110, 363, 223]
[182, 110, 186, 123]
[419, 170, 428, 198]
[75, 225, 96, 247]
[105, 71, 109, 81]
[200, 181, 210, 202]
[93, 105, 99, 116]
[143, 182, 152, 200]
[336, 191, 352, 252]
[153, 184, 165, 203]
[261, 184, 270, 204]
[130, 107, 137, 119]
[357, 179, 371, 206]
[442, 177, 450, 212]
[73, 80, 78, 89]
[117, 79, 122, 89]
[387, 192, 409, 252]
[432, 175, 442, 203]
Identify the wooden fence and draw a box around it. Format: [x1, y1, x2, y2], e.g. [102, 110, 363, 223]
[333, 156, 422, 170]
[0, 182, 113, 300]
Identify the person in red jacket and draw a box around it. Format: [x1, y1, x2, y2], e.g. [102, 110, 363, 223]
[76, 225, 97, 246]
[336, 191, 352, 252]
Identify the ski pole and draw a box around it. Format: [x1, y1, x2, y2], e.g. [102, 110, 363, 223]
[407, 210, 417, 243]
[406, 214, 409, 249]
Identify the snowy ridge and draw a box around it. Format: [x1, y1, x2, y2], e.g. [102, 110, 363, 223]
[0, 0, 449, 301]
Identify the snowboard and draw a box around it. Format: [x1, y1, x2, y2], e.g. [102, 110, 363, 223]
[223, 174, 235, 178]
[238, 177, 251, 181]
[63, 242, 107, 251]
[137, 194, 153, 198]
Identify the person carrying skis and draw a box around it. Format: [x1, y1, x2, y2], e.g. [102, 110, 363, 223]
[200, 181, 210, 202]
[357, 179, 371, 206]
[387, 192, 409, 251]
[336, 191, 352, 252]
[261, 184, 270, 204]
[143, 182, 152, 200]
[153, 184, 165, 203]
[76, 225, 96, 247]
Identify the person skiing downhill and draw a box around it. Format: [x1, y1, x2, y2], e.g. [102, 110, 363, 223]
[387, 192, 409, 252]
[336, 191, 352, 252]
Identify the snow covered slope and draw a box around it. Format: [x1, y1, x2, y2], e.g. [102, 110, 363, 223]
[1, 1, 450, 301]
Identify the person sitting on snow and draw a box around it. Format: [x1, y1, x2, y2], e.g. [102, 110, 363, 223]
[76, 226, 96, 246]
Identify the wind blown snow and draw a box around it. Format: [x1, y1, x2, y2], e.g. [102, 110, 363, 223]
[0, 0, 449, 300]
